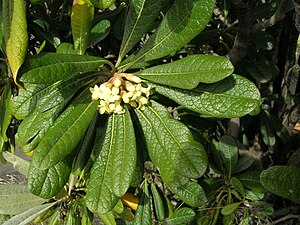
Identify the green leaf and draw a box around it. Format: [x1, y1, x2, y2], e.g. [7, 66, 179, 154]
[119, 0, 216, 70]
[28, 159, 71, 198]
[15, 106, 60, 153]
[31, 94, 98, 169]
[110, 110, 136, 197]
[240, 53, 279, 83]
[132, 182, 152, 225]
[240, 209, 250, 225]
[12, 83, 48, 119]
[57, 43, 76, 54]
[3, 202, 57, 225]
[135, 101, 207, 186]
[90, 0, 116, 9]
[0, 83, 12, 144]
[72, 114, 98, 176]
[2, 0, 28, 85]
[260, 166, 300, 204]
[252, 31, 274, 50]
[218, 135, 239, 177]
[86, 112, 136, 213]
[90, 19, 111, 46]
[233, 155, 255, 174]
[238, 171, 264, 200]
[71, 0, 94, 55]
[97, 211, 116, 225]
[150, 183, 165, 222]
[0, 184, 46, 215]
[2, 152, 29, 176]
[260, 110, 276, 146]
[170, 181, 207, 207]
[116, 0, 168, 65]
[165, 207, 195, 225]
[13, 71, 98, 120]
[230, 177, 245, 197]
[19, 53, 109, 84]
[153, 74, 261, 118]
[136, 55, 233, 89]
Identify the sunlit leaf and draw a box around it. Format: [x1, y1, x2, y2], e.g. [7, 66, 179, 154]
[135, 101, 207, 186]
[117, 0, 168, 65]
[71, 0, 94, 55]
[136, 55, 233, 89]
[153, 75, 261, 118]
[260, 166, 300, 204]
[86, 110, 136, 213]
[3, 0, 28, 86]
[31, 92, 98, 169]
[19, 53, 109, 84]
[120, 0, 216, 70]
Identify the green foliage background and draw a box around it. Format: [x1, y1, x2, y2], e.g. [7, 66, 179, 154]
[0, 0, 299, 224]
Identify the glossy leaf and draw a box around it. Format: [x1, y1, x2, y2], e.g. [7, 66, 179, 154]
[86, 111, 136, 213]
[16, 106, 61, 153]
[72, 114, 98, 176]
[13, 72, 98, 120]
[31, 94, 98, 169]
[165, 207, 195, 225]
[13, 83, 48, 119]
[150, 183, 165, 222]
[111, 111, 136, 197]
[0, 184, 45, 215]
[131, 182, 152, 225]
[3, 202, 57, 225]
[135, 101, 207, 186]
[97, 211, 116, 225]
[218, 135, 238, 177]
[0, 83, 12, 141]
[120, 0, 216, 70]
[170, 181, 207, 207]
[153, 74, 261, 118]
[221, 202, 240, 216]
[71, 0, 94, 55]
[231, 177, 245, 197]
[90, 0, 116, 9]
[238, 171, 264, 195]
[233, 155, 255, 174]
[19, 53, 109, 84]
[117, 0, 167, 65]
[28, 159, 71, 198]
[90, 19, 111, 46]
[260, 166, 300, 204]
[136, 55, 233, 89]
[2, 0, 28, 85]
[56, 43, 76, 54]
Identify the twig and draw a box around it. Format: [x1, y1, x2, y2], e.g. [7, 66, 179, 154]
[252, 0, 290, 33]
[273, 214, 300, 224]
[227, 0, 291, 65]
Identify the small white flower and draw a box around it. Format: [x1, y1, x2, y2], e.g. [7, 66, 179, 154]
[90, 72, 151, 114]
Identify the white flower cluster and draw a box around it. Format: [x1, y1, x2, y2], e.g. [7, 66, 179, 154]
[90, 73, 151, 114]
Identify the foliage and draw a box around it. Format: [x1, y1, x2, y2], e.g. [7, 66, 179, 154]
[0, 0, 299, 224]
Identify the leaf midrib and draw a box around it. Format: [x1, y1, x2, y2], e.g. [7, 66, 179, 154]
[121, 2, 196, 70]
[39, 100, 95, 168]
[118, 0, 147, 62]
[21, 59, 105, 81]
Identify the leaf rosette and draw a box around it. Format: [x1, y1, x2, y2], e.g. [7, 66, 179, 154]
[10, 0, 262, 219]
